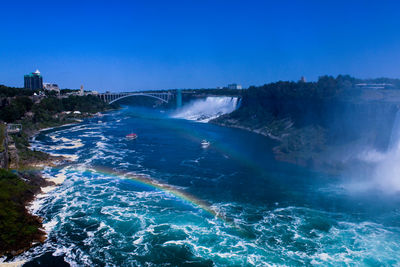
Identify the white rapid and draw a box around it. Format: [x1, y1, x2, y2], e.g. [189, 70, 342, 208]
[172, 96, 238, 122]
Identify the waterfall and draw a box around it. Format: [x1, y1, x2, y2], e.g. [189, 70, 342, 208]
[369, 109, 400, 193]
[388, 110, 400, 152]
[171, 96, 238, 122]
[236, 97, 242, 109]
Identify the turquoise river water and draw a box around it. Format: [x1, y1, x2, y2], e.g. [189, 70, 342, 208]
[12, 106, 400, 266]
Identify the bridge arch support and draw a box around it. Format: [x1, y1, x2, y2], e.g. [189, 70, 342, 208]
[109, 93, 169, 104]
[99, 92, 172, 104]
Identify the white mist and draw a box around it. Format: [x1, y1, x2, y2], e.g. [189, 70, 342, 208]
[347, 110, 400, 194]
[372, 110, 400, 193]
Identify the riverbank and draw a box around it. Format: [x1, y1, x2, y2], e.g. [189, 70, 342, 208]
[0, 111, 113, 259]
[0, 120, 77, 259]
[0, 86, 120, 259]
[0, 169, 52, 258]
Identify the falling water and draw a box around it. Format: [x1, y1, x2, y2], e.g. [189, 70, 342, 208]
[171, 96, 238, 122]
[369, 109, 400, 193]
[388, 109, 400, 152]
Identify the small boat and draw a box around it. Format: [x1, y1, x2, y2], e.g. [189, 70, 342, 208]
[126, 133, 138, 140]
[201, 140, 210, 148]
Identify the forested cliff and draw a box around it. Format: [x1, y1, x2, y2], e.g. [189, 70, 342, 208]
[212, 75, 400, 170]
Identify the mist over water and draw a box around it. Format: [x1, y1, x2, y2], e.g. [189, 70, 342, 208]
[172, 96, 238, 122]
[372, 110, 400, 193]
[342, 109, 400, 194]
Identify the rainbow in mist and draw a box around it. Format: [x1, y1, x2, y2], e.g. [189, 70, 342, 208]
[96, 166, 223, 217]
[40, 165, 233, 224]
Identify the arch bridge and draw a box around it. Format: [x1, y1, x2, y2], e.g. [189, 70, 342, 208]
[98, 92, 173, 104]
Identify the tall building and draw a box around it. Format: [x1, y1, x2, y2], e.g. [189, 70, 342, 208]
[24, 69, 43, 90]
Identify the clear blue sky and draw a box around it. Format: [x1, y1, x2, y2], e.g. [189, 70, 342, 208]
[1, 0, 400, 92]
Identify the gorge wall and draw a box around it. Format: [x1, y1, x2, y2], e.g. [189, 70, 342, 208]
[0, 124, 9, 169]
[212, 87, 400, 171]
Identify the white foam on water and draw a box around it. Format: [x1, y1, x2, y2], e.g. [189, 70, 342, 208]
[43, 219, 58, 233]
[28, 197, 45, 214]
[19, 167, 400, 266]
[52, 169, 68, 185]
[48, 138, 84, 150]
[49, 153, 79, 161]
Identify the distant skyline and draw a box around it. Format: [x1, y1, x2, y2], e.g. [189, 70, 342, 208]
[1, 0, 400, 92]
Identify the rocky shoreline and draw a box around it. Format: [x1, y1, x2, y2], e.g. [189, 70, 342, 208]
[210, 119, 284, 141]
[1, 171, 55, 258]
[0, 113, 106, 260]
[0, 129, 72, 260]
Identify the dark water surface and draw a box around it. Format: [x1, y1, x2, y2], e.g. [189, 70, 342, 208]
[15, 107, 400, 266]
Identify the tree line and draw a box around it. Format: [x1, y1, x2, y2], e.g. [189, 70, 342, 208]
[0, 86, 117, 123]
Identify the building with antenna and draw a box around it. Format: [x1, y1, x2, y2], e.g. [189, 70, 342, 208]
[24, 69, 43, 90]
